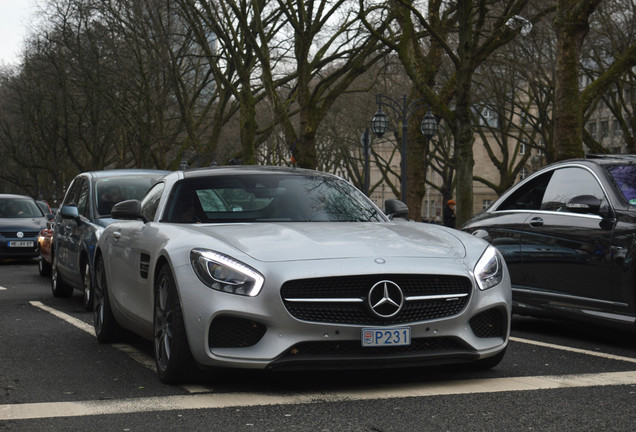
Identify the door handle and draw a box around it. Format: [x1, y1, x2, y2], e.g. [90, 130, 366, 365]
[113, 231, 121, 241]
[529, 217, 544, 227]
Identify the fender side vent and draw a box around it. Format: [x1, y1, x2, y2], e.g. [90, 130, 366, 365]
[140, 253, 150, 279]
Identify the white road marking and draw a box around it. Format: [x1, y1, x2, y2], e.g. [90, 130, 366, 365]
[0, 285, 7, 290]
[2, 370, 636, 420]
[29, 301, 212, 394]
[22, 301, 636, 422]
[511, 336, 636, 364]
[30, 301, 94, 335]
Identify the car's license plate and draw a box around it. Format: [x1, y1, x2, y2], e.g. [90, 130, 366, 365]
[8, 241, 34, 248]
[362, 327, 411, 347]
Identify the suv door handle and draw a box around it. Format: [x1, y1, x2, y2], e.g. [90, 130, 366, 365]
[529, 217, 544, 227]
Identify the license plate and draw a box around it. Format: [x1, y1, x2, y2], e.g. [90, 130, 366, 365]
[8, 241, 34, 248]
[362, 327, 411, 347]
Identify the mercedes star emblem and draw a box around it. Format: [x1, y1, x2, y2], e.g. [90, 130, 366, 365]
[368, 280, 404, 318]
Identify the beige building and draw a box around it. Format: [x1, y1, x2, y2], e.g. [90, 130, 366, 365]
[364, 129, 546, 221]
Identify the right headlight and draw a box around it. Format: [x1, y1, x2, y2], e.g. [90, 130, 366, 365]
[190, 249, 264, 296]
[474, 245, 503, 290]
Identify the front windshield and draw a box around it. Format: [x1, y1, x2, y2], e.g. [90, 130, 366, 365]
[164, 173, 386, 223]
[0, 198, 44, 218]
[606, 164, 636, 205]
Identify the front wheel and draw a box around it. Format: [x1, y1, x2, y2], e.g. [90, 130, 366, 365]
[93, 255, 122, 343]
[51, 253, 73, 297]
[154, 265, 196, 384]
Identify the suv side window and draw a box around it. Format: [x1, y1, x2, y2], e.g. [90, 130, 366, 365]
[140, 182, 165, 222]
[541, 167, 606, 212]
[76, 179, 90, 218]
[62, 178, 81, 207]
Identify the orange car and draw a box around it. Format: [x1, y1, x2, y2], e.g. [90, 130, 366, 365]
[37, 222, 54, 276]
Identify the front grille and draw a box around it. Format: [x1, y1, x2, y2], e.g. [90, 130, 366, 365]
[281, 274, 472, 325]
[0, 231, 39, 238]
[209, 316, 267, 348]
[469, 308, 507, 338]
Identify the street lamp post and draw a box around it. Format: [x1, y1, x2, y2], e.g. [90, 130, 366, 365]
[370, 94, 438, 203]
[361, 127, 371, 195]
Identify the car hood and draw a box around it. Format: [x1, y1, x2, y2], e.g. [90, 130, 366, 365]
[185, 222, 466, 262]
[0, 218, 47, 232]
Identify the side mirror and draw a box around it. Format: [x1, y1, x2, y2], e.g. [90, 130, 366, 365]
[385, 199, 409, 220]
[565, 195, 601, 214]
[111, 199, 143, 220]
[59, 205, 79, 221]
[471, 229, 492, 243]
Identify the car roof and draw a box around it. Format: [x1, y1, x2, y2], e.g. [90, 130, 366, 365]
[180, 165, 339, 179]
[584, 154, 636, 166]
[79, 169, 171, 180]
[531, 155, 636, 177]
[0, 194, 36, 200]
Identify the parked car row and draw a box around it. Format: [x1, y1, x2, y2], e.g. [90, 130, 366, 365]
[3, 154, 635, 385]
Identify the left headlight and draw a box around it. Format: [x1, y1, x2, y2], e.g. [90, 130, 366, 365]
[190, 249, 264, 296]
[474, 245, 503, 290]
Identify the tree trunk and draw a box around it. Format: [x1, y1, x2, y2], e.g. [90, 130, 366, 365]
[553, 0, 602, 161]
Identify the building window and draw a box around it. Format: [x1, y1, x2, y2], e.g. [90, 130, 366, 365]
[520, 138, 528, 155]
[482, 200, 493, 210]
[520, 167, 528, 180]
[479, 107, 498, 128]
[600, 121, 609, 138]
[588, 122, 597, 138]
[613, 120, 622, 137]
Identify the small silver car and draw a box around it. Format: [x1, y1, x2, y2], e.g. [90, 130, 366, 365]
[94, 166, 511, 383]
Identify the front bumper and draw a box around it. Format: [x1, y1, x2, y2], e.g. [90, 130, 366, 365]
[174, 256, 511, 370]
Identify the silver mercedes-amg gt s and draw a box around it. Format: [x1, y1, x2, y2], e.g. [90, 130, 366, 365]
[93, 166, 511, 383]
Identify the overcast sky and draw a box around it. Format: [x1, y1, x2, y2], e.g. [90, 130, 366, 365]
[0, 0, 38, 66]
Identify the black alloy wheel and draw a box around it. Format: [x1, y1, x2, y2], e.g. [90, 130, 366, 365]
[93, 255, 122, 343]
[154, 265, 196, 384]
[51, 253, 73, 297]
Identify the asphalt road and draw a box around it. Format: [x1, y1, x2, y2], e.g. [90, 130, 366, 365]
[1, 259, 635, 431]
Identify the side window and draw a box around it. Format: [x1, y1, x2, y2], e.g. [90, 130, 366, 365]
[76, 179, 90, 218]
[140, 182, 165, 222]
[497, 172, 552, 211]
[541, 167, 606, 212]
[62, 178, 80, 207]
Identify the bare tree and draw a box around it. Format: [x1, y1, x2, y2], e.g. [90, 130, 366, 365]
[362, 0, 554, 222]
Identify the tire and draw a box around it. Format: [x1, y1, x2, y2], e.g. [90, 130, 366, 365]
[51, 253, 73, 297]
[38, 252, 51, 277]
[154, 265, 196, 384]
[93, 255, 122, 343]
[82, 262, 93, 311]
